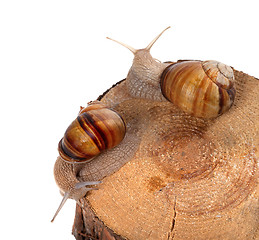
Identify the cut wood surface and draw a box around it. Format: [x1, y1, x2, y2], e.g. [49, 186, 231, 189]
[73, 69, 259, 240]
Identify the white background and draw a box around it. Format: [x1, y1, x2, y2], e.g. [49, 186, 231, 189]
[0, 1, 258, 239]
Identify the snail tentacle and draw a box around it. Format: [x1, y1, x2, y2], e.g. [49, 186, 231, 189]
[51, 180, 102, 222]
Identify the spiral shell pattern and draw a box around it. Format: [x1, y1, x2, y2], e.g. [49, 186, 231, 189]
[58, 104, 126, 163]
[160, 60, 236, 118]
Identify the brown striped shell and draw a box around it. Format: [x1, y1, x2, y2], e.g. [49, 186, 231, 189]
[160, 60, 236, 118]
[58, 103, 126, 163]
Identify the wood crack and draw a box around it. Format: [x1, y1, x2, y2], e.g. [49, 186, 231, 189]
[167, 197, 177, 240]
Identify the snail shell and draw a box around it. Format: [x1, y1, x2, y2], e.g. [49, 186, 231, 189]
[58, 103, 126, 163]
[160, 60, 236, 118]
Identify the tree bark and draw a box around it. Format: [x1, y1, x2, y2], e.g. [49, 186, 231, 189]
[72, 200, 125, 240]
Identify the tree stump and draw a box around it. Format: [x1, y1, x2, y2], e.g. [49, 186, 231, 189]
[72, 68, 259, 240]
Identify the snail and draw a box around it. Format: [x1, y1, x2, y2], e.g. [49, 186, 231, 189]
[107, 26, 236, 118]
[52, 102, 126, 222]
[53, 27, 236, 222]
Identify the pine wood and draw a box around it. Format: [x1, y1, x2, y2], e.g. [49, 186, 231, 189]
[72, 68, 259, 240]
